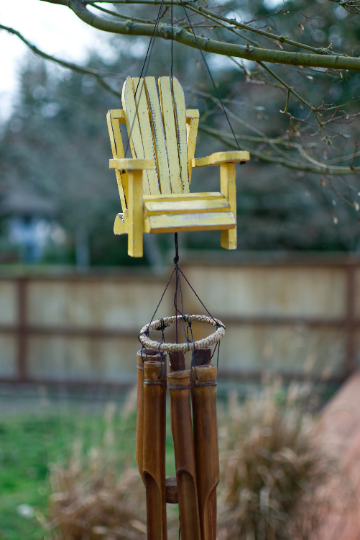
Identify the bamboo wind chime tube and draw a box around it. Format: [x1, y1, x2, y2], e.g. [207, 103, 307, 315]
[192, 365, 219, 540]
[143, 358, 168, 540]
[136, 350, 146, 482]
[136, 349, 162, 482]
[168, 369, 202, 540]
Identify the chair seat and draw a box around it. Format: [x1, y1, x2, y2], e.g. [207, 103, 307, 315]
[144, 196, 231, 216]
[144, 211, 236, 234]
[114, 192, 236, 235]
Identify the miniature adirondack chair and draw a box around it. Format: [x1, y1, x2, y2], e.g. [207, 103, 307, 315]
[107, 76, 250, 257]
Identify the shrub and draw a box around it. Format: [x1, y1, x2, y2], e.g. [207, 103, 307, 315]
[217, 383, 349, 540]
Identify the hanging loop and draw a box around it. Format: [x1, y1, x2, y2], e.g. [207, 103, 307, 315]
[139, 314, 225, 353]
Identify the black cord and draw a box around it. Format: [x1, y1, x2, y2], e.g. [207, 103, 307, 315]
[125, 0, 166, 157]
[171, 0, 174, 82]
[178, 0, 242, 151]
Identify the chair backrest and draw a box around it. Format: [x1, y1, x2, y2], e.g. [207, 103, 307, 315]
[124, 76, 198, 196]
[107, 77, 199, 208]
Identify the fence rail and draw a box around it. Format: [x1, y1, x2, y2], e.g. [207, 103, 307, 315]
[0, 254, 358, 386]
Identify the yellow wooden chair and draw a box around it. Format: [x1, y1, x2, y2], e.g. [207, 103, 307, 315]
[107, 76, 250, 257]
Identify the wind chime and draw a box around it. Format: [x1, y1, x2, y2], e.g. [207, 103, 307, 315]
[106, 0, 250, 537]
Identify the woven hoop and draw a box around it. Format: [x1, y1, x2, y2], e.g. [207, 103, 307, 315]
[139, 314, 225, 353]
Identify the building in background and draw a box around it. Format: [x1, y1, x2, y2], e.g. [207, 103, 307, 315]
[0, 191, 64, 263]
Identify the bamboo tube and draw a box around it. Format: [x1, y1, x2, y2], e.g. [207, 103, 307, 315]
[136, 349, 162, 483]
[143, 359, 167, 540]
[168, 370, 201, 540]
[193, 347, 212, 367]
[169, 351, 186, 371]
[192, 365, 219, 540]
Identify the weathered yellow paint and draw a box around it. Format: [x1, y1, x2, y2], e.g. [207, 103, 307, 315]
[122, 77, 151, 195]
[186, 110, 199, 185]
[114, 213, 128, 235]
[145, 211, 236, 234]
[107, 76, 250, 257]
[128, 170, 144, 257]
[220, 163, 237, 250]
[173, 78, 190, 193]
[109, 158, 155, 170]
[186, 110, 200, 120]
[132, 78, 160, 194]
[109, 109, 126, 121]
[192, 151, 250, 168]
[145, 77, 171, 194]
[144, 198, 230, 216]
[143, 192, 223, 202]
[158, 76, 183, 193]
[106, 111, 128, 212]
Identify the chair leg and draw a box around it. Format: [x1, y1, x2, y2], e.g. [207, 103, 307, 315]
[220, 162, 237, 250]
[221, 228, 237, 250]
[192, 365, 219, 540]
[143, 359, 167, 540]
[127, 170, 144, 257]
[168, 369, 201, 540]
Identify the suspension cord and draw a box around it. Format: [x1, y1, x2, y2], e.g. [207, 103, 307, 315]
[125, 0, 166, 157]
[178, 0, 242, 151]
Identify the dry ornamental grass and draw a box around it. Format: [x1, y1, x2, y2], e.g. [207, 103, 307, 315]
[43, 385, 351, 540]
[45, 401, 147, 540]
[217, 383, 350, 540]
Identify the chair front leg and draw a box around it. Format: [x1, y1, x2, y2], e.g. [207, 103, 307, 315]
[127, 170, 144, 257]
[220, 162, 237, 250]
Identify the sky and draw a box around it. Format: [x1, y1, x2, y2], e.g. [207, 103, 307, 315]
[0, 0, 108, 123]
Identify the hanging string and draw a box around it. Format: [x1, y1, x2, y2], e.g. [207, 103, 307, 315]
[139, 236, 224, 372]
[125, 0, 166, 157]
[171, 0, 174, 82]
[178, 0, 242, 152]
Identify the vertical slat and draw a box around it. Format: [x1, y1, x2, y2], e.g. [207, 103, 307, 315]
[17, 277, 27, 383]
[220, 163, 237, 250]
[186, 110, 199, 186]
[127, 170, 144, 257]
[173, 78, 190, 193]
[158, 77, 183, 193]
[122, 77, 151, 195]
[132, 78, 160, 195]
[106, 111, 128, 211]
[145, 77, 171, 194]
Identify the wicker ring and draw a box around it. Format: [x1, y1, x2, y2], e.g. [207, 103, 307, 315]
[139, 314, 225, 353]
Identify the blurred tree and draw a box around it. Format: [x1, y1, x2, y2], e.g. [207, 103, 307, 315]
[1, 0, 360, 261]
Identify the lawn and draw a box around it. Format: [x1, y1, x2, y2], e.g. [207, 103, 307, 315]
[0, 381, 337, 540]
[0, 389, 158, 540]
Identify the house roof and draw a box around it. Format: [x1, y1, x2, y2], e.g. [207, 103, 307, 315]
[0, 192, 56, 217]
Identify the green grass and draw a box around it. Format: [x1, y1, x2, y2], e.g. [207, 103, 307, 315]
[0, 391, 178, 540]
[0, 397, 146, 540]
[0, 383, 335, 539]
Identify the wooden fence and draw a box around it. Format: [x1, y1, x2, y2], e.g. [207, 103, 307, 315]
[0, 253, 358, 386]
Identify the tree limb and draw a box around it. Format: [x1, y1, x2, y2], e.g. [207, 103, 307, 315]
[39, 0, 360, 71]
[201, 125, 360, 175]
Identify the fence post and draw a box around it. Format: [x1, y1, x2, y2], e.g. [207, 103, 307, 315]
[16, 277, 28, 383]
[345, 263, 356, 376]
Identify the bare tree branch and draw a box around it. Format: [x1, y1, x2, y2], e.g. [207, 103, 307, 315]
[38, 0, 360, 71]
[201, 126, 360, 175]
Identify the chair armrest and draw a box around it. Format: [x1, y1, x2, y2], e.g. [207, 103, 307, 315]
[191, 151, 250, 168]
[109, 158, 155, 170]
